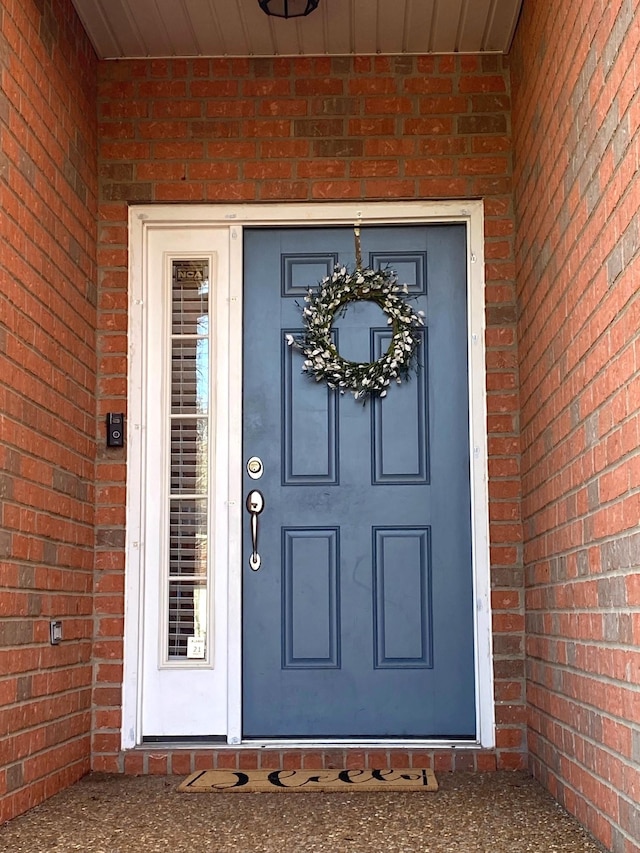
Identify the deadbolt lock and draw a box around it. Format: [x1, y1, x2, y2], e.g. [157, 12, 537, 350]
[247, 456, 264, 479]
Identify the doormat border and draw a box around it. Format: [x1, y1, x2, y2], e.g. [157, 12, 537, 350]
[177, 768, 438, 793]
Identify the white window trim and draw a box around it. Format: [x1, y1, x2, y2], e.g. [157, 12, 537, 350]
[124, 201, 493, 750]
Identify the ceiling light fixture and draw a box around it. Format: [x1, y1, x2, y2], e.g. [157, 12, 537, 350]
[258, 0, 320, 18]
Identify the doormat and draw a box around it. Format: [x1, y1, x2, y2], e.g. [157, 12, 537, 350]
[177, 768, 438, 793]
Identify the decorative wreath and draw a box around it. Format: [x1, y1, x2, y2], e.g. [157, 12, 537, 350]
[287, 265, 424, 402]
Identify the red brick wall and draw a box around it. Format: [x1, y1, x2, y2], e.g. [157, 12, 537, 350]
[95, 54, 525, 771]
[511, 1, 640, 850]
[0, 0, 98, 823]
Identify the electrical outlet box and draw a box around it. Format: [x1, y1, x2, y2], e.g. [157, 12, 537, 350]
[50, 621, 62, 645]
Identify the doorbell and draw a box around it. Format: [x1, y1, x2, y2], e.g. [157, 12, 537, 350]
[106, 413, 125, 447]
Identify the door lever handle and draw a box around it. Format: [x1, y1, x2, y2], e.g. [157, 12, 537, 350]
[246, 490, 264, 571]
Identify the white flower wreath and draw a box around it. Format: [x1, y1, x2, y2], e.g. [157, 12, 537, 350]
[287, 265, 425, 401]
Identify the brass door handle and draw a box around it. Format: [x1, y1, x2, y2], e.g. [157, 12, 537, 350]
[246, 490, 264, 571]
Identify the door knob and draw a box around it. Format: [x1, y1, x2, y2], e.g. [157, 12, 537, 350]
[246, 490, 265, 571]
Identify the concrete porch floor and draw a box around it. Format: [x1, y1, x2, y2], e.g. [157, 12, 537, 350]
[0, 772, 608, 852]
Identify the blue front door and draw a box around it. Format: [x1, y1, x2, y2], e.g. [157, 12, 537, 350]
[242, 225, 475, 738]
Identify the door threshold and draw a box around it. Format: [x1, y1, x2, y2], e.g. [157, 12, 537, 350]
[134, 737, 479, 750]
[245, 738, 480, 749]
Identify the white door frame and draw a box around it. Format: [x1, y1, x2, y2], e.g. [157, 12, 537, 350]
[123, 201, 494, 750]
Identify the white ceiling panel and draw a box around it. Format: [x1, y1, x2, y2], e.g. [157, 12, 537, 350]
[324, 1, 354, 56]
[458, 0, 494, 53]
[432, 0, 464, 53]
[153, 0, 201, 57]
[297, 9, 329, 56]
[405, 0, 435, 55]
[482, 0, 523, 52]
[351, 0, 378, 56]
[377, 0, 408, 55]
[128, 1, 174, 56]
[184, 0, 226, 55]
[70, 0, 524, 59]
[103, 0, 147, 56]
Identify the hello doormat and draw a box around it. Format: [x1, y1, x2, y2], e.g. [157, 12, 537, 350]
[177, 768, 438, 793]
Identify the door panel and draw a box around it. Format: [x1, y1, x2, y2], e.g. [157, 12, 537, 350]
[242, 225, 475, 738]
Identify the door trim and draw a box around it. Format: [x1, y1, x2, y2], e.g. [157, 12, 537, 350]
[124, 201, 493, 749]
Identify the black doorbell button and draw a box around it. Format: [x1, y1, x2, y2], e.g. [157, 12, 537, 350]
[106, 413, 125, 447]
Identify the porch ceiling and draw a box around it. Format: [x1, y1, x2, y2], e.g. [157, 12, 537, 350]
[70, 0, 523, 60]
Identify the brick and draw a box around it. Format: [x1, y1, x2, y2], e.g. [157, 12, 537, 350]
[261, 140, 310, 158]
[420, 96, 468, 114]
[139, 81, 187, 98]
[170, 753, 193, 775]
[348, 78, 397, 95]
[344, 750, 367, 769]
[323, 750, 345, 769]
[190, 80, 239, 98]
[418, 177, 469, 197]
[102, 182, 152, 202]
[258, 181, 307, 200]
[293, 118, 343, 138]
[243, 161, 292, 180]
[405, 159, 455, 177]
[473, 136, 512, 153]
[206, 141, 255, 159]
[138, 121, 188, 139]
[259, 99, 307, 117]
[349, 160, 399, 178]
[188, 162, 239, 180]
[364, 138, 415, 156]
[206, 181, 256, 201]
[123, 751, 145, 775]
[243, 120, 291, 138]
[381, 749, 405, 768]
[297, 160, 346, 179]
[349, 118, 396, 136]
[313, 139, 364, 158]
[154, 142, 204, 159]
[404, 117, 453, 135]
[313, 97, 359, 116]
[193, 752, 215, 770]
[151, 101, 202, 119]
[155, 182, 205, 201]
[147, 754, 169, 775]
[458, 115, 507, 134]
[242, 79, 291, 97]
[434, 752, 453, 772]
[300, 750, 325, 768]
[403, 77, 452, 94]
[258, 750, 282, 769]
[459, 75, 507, 94]
[191, 121, 240, 138]
[311, 181, 361, 199]
[205, 100, 254, 118]
[459, 157, 510, 175]
[295, 78, 343, 96]
[282, 751, 304, 770]
[237, 750, 259, 770]
[214, 751, 236, 770]
[364, 96, 413, 114]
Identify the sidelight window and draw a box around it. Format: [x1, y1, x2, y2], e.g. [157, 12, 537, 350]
[166, 259, 210, 661]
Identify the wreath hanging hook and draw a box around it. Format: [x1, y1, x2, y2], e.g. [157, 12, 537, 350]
[354, 211, 363, 270]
